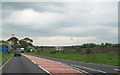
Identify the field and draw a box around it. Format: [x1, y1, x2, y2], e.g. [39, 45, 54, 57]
[27, 47, 119, 66]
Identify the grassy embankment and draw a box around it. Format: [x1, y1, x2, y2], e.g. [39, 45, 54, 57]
[27, 51, 119, 66]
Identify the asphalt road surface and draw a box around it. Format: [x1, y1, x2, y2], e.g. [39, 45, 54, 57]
[1, 54, 119, 75]
[28, 54, 119, 75]
[1, 55, 49, 75]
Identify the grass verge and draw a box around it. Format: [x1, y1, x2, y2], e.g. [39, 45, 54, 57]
[2, 52, 13, 65]
[26, 52, 119, 66]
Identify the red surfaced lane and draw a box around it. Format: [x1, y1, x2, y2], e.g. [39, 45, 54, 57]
[23, 54, 84, 75]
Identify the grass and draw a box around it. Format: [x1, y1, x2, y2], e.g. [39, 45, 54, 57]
[1, 52, 13, 65]
[27, 51, 119, 66]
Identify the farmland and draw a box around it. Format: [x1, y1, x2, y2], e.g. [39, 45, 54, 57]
[27, 47, 119, 66]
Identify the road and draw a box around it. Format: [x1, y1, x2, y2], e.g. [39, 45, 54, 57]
[1, 54, 84, 75]
[1, 54, 119, 75]
[28, 54, 119, 75]
[1, 55, 49, 75]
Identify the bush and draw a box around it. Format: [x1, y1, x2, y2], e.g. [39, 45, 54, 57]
[86, 48, 92, 55]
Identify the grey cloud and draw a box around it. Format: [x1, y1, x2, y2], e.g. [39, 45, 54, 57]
[2, 2, 118, 44]
[2, 2, 66, 13]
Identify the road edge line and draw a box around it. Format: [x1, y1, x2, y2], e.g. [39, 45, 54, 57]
[0, 55, 13, 69]
[38, 65, 52, 75]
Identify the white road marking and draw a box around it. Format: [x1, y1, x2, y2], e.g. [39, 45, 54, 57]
[23, 54, 52, 75]
[70, 64, 107, 73]
[31, 60, 36, 64]
[57, 62, 82, 73]
[80, 69, 89, 74]
[0, 55, 13, 69]
[63, 63, 90, 74]
[70, 65, 89, 74]
[114, 69, 120, 71]
[96, 70, 107, 73]
[23, 54, 107, 74]
[38, 65, 52, 75]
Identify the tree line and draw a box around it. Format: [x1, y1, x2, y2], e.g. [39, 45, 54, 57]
[71, 43, 119, 49]
[6, 36, 34, 51]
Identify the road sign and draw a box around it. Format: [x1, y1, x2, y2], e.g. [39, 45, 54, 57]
[0, 45, 8, 52]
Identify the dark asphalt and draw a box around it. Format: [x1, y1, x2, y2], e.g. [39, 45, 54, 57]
[28, 54, 119, 75]
[2, 55, 49, 75]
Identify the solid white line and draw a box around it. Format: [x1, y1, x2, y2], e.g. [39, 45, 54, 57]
[0, 55, 13, 69]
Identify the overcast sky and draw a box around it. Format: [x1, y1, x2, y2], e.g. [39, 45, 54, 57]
[1, 0, 119, 46]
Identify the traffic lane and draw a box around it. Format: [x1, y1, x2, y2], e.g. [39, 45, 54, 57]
[23, 54, 84, 75]
[27, 54, 119, 73]
[2, 55, 48, 74]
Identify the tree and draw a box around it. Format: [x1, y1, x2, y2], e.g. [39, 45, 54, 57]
[100, 43, 104, 48]
[19, 39, 28, 48]
[7, 37, 19, 45]
[105, 43, 112, 47]
[89, 43, 96, 48]
[23, 38, 33, 43]
[7, 37, 19, 50]
[19, 37, 33, 50]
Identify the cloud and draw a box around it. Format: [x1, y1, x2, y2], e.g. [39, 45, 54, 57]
[2, 2, 118, 45]
[33, 36, 97, 46]
[2, 0, 120, 2]
[3, 8, 62, 28]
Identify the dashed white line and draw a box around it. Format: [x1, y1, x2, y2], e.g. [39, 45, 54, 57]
[114, 69, 120, 71]
[71, 66, 89, 74]
[70, 64, 107, 73]
[83, 67, 106, 73]
[96, 70, 107, 73]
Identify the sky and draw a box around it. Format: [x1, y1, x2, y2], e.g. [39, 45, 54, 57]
[1, 0, 119, 46]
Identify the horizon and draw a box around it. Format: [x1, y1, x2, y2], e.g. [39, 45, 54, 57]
[0, 38, 118, 47]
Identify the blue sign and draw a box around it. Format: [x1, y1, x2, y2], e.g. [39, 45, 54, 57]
[0, 45, 8, 52]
